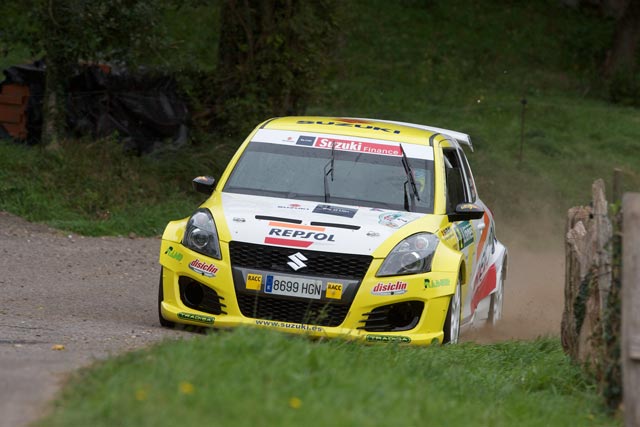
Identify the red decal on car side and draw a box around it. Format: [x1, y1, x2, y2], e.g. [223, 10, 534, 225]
[471, 264, 497, 313]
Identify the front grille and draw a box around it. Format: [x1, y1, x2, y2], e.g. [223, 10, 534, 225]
[359, 301, 424, 332]
[229, 241, 372, 280]
[237, 293, 349, 327]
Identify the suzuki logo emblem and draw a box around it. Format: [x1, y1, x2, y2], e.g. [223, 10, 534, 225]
[287, 252, 308, 271]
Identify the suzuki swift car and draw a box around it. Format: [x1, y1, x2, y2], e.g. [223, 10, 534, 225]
[158, 116, 507, 345]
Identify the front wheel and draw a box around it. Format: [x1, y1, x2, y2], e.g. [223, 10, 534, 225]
[158, 268, 175, 328]
[443, 278, 461, 344]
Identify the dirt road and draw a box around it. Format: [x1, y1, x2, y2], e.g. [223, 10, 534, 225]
[0, 212, 183, 427]
[0, 211, 565, 427]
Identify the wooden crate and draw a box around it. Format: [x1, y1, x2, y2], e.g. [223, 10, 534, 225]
[0, 84, 30, 140]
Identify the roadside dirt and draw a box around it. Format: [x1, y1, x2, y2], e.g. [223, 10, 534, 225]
[0, 212, 565, 426]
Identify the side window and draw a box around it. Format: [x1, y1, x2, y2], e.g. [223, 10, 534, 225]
[458, 150, 477, 202]
[443, 148, 471, 213]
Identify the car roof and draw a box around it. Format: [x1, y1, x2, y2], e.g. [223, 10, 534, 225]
[261, 116, 473, 151]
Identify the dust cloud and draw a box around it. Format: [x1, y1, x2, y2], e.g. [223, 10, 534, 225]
[462, 229, 566, 344]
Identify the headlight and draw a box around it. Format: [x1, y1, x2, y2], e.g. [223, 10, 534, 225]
[182, 208, 222, 259]
[377, 233, 439, 276]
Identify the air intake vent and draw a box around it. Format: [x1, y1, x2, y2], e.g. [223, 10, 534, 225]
[358, 301, 424, 332]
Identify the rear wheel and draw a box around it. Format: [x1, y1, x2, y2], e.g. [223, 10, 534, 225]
[443, 278, 461, 344]
[158, 268, 175, 328]
[488, 268, 505, 326]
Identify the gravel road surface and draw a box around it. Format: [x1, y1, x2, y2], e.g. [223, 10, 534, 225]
[0, 212, 183, 427]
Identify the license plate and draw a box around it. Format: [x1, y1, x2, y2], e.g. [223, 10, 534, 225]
[264, 275, 322, 299]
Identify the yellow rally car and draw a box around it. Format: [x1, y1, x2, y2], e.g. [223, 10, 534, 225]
[158, 117, 507, 345]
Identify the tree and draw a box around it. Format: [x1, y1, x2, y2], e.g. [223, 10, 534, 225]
[214, 0, 339, 135]
[604, 0, 640, 104]
[604, 0, 640, 77]
[1, 0, 173, 147]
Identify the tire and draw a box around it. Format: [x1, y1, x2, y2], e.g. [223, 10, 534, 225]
[443, 277, 462, 344]
[488, 267, 505, 326]
[158, 268, 175, 328]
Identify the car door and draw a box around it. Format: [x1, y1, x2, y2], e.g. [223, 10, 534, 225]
[443, 147, 490, 322]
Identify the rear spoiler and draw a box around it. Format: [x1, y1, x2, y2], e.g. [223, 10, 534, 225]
[353, 117, 474, 152]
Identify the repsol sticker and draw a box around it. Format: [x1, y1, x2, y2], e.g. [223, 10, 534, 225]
[365, 335, 411, 343]
[264, 221, 336, 248]
[454, 221, 474, 250]
[178, 312, 215, 324]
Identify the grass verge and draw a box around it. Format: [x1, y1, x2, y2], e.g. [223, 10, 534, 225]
[38, 328, 619, 427]
[0, 138, 238, 236]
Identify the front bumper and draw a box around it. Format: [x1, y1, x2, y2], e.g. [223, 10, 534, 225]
[159, 239, 458, 346]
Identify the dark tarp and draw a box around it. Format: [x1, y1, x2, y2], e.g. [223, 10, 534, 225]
[0, 60, 190, 153]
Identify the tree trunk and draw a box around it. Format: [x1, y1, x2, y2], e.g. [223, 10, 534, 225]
[216, 0, 258, 101]
[604, 0, 640, 78]
[42, 61, 67, 149]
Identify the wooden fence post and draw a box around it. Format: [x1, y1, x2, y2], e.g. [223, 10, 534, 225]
[622, 193, 640, 427]
[562, 179, 611, 366]
[594, 181, 612, 321]
[613, 168, 623, 203]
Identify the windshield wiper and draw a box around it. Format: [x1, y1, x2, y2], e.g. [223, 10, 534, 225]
[323, 142, 335, 202]
[400, 144, 420, 211]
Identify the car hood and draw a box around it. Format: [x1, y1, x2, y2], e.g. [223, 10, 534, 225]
[218, 192, 427, 255]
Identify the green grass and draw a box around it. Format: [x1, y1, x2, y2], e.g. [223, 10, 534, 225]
[0, 138, 239, 236]
[38, 329, 618, 427]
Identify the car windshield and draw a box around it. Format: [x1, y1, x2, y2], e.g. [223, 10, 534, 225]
[223, 140, 434, 213]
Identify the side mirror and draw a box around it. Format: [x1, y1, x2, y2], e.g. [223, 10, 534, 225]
[192, 176, 216, 195]
[448, 202, 484, 222]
